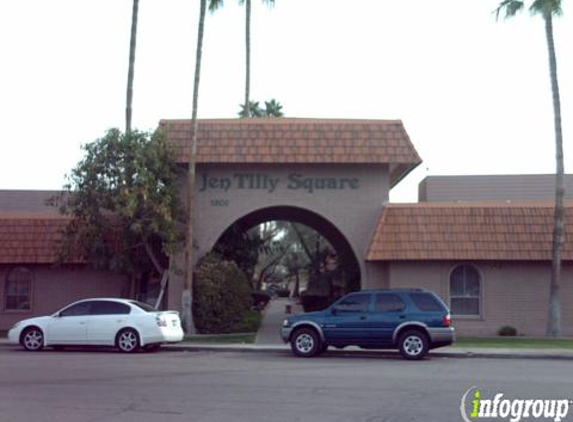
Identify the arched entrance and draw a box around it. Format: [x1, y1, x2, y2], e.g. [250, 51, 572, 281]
[212, 206, 362, 301]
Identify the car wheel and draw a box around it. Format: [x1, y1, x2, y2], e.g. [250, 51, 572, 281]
[290, 328, 321, 358]
[398, 330, 428, 360]
[21, 327, 44, 352]
[116, 328, 140, 353]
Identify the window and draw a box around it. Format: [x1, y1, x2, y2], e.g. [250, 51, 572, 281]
[450, 265, 481, 316]
[130, 300, 156, 312]
[90, 301, 130, 315]
[334, 293, 370, 313]
[5, 267, 32, 311]
[375, 293, 406, 312]
[410, 293, 444, 312]
[59, 301, 91, 317]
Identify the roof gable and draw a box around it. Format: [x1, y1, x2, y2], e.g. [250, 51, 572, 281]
[159, 118, 421, 187]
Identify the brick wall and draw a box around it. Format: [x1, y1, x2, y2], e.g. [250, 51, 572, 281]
[378, 261, 573, 337]
[0, 264, 130, 331]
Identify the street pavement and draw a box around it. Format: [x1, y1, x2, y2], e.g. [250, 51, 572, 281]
[1, 347, 572, 422]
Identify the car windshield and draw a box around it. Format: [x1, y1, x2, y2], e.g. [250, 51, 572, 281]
[129, 301, 157, 312]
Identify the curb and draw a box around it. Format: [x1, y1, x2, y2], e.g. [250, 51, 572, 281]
[2, 340, 572, 360]
[164, 344, 573, 361]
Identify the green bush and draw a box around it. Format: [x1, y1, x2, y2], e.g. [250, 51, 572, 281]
[193, 253, 253, 334]
[230, 310, 263, 333]
[498, 325, 518, 337]
[300, 293, 330, 312]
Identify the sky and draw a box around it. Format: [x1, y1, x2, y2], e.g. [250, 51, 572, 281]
[0, 0, 571, 202]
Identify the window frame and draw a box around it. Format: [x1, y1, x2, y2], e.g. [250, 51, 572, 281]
[449, 264, 482, 318]
[4, 266, 34, 312]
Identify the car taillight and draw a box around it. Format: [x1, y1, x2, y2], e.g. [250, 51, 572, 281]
[156, 316, 167, 327]
[443, 313, 451, 327]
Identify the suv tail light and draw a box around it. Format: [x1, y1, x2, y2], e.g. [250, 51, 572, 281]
[443, 313, 451, 327]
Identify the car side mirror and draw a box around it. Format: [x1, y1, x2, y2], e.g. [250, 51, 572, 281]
[330, 307, 338, 316]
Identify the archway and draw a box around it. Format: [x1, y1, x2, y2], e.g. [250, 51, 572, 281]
[212, 206, 361, 306]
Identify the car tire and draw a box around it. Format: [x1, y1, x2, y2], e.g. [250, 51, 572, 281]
[398, 330, 429, 360]
[290, 328, 321, 358]
[116, 328, 140, 353]
[21, 327, 44, 352]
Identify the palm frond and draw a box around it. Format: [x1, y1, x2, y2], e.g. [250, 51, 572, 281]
[530, 0, 563, 16]
[495, 0, 525, 20]
[209, 0, 224, 13]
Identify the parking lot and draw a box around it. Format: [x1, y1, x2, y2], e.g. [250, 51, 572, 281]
[0, 347, 571, 422]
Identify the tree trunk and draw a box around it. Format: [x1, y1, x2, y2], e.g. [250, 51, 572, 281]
[125, 0, 139, 134]
[244, 0, 251, 118]
[543, 12, 564, 338]
[293, 270, 300, 298]
[142, 241, 169, 310]
[183, 0, 207, 335]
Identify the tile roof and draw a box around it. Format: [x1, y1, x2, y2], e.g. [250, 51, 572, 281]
[0, 213, 75, 264]
[159, 118, 422, 186]
[366, 202, 573, 261]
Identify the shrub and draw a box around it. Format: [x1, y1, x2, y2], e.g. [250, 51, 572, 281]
[498, 325, 518, 337]
[300, 293, 330, 312]
[193, 253, 252, 334]
[230, 310, 263, 333]
[252, 291, 271, 310]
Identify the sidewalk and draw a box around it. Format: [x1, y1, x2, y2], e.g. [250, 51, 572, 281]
[255, 297, 301, 345]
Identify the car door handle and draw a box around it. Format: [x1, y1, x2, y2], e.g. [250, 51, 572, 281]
[359, 316, 367, 320]
[399, 315, 406, 319]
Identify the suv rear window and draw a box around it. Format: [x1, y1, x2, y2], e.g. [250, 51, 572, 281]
[409, 293, 444, 312]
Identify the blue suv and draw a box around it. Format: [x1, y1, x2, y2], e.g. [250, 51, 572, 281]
[280, 289, 454, 360]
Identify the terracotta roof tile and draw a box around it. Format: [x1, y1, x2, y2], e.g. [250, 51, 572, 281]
[159, 118, 421, 186]
[366, 202, 573, 261]
[0, 213, 76, 264]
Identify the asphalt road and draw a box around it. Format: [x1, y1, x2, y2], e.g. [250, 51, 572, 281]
[0, 347, 571, 422]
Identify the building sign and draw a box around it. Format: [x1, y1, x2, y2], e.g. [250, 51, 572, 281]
[199, 173, 360, 194]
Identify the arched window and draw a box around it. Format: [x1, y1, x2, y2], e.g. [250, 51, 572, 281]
[5, 267, 33, 311]
[449, 264, 480, 316]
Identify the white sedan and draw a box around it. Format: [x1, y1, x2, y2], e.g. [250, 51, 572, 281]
[8, 298, 184, 353]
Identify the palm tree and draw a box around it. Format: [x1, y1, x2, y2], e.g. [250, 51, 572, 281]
[125, 0, 139, 134]
[264, 98, 283, 117]
[210, 0, 275, 118]
[183, 0, 208, 334]
[496, 0, 565, 337]
[243, 0, 275, 117]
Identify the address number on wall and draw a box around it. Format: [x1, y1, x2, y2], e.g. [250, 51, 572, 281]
[210, 199, 229, 207]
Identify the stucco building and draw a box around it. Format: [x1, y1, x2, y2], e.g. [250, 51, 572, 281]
[1, 118, 571, 336]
